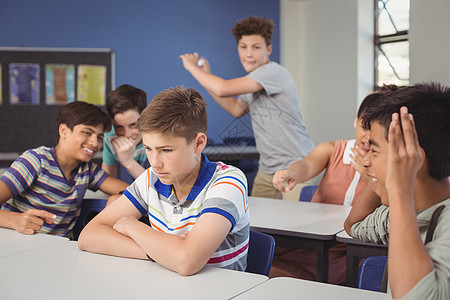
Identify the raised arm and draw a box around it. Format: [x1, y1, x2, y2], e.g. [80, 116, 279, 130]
[386, 108, 433, 298]
[179, 53, 259, 117]
[273, 141, 335, 193]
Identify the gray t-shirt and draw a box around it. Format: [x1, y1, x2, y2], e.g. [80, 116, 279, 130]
[240, 62, 314, 174]
[351, 198, 450, 300]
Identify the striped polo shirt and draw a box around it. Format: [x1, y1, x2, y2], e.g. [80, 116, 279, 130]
[124, 154, 250, 271]
[1, 146, 109, 237]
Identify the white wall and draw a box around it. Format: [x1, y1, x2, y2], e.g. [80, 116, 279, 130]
[410, 0, 450, 85]
[281, 0, 450, 146]
[280, 0, 374, 145]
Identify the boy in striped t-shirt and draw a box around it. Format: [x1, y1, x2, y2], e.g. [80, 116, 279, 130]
[78, 87, 250, 275]
[0, 101, 129, 238]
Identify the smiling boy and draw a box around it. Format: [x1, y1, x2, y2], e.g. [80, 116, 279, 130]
[0, 101, 128, 237]
[103, 84, 149, 182]
[78, 87, 250, 276]
[180, 16, 314, 201]
[344, 83, 450, 299]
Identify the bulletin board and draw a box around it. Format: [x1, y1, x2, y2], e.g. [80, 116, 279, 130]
[0, 47, 114, 152]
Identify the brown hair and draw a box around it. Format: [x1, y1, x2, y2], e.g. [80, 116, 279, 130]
[357, 84, 400, 118]
[137, 87, 207, 143]
[232, 16, 274, 47]
[106, 84, 147, 118]
[56, 101, 111, 143]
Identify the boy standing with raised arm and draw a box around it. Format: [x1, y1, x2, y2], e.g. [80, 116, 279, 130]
[344, 83, 449, 299]
[180, 16, 314, 200]
[103, 84, 149, 182]
[0, 101, 128, 238]
[78, 87, 250, 276]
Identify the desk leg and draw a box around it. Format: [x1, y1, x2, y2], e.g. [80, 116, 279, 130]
[316, 242, 329, 283]
[346, 245, 360, 288]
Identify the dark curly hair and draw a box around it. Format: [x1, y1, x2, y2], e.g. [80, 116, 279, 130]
[232, 16, 274, 46]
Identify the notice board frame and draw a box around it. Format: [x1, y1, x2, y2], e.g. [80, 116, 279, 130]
[0, 47, 115, 152]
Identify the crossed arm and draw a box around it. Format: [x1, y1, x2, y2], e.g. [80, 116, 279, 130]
[78, 195, 231, 276]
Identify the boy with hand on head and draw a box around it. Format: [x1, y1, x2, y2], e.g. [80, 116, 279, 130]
[103, 84, 149, 182]
[269, 87, 396, 283]
[344, 82, 450, 299]
[0, 101, 129, 238]
[180, 16, 315, 201]
[78, 87, 250, 276]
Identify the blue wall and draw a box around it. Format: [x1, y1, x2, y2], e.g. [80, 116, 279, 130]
[0, 0, 280, 144]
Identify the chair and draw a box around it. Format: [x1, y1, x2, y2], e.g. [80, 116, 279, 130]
[358, 256, 388, 292]
[299, 185, 318, 202]
[72, 198, 107, 240]
[245, 230, 276, 276]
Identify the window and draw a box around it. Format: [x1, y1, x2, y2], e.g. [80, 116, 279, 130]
[374, 0, 410, 88]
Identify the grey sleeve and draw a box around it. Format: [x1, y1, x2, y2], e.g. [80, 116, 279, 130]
[247, 62, 285, 96]
[350, 205, 390, 245]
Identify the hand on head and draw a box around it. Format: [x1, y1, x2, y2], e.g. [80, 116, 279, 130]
[385, 106, 424, 198]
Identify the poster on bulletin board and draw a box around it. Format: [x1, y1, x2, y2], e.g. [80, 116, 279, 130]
[0, 47, 114, 152]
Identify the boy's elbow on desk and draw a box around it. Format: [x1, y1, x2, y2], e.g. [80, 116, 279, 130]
[174, 257, 204, 277]
[343, 218, 353, 236]
[77, 230, 92, 251]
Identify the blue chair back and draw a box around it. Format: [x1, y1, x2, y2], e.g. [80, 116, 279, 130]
[299, 185, 318, 202]
[72, 198, 107, 240]
[358, 256, 388, 292]
[245, 230, 275, 276]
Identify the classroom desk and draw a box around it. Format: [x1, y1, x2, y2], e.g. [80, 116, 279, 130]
[203, 145, 259, 161]
[336, 230, 388, 288]
[0, 227, 68, 258]
[248, 196, 351, 282]
[0, 241, 268, 300]
[232, 277, 390, 299]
